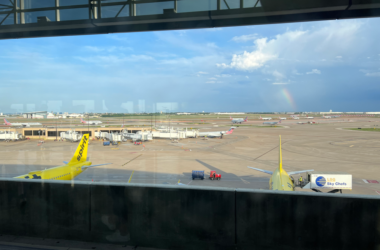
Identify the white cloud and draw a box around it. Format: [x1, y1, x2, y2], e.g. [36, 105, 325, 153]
[198, 71, 208, 74]
[209, 77, 217, 80]
[218, 21, 364, 71]
[272, 70, 286, 79]
[336, 56, 342, 59]
[272, 82, 288, 85]
[84, 46, 132, 52]
[246, 76, 249, 79]
[292, 70, 303, 75]
[217, 38, 277, 71]
[361, 69, 380, 77]
[107, 35, 129, 42]
[207, 43, 218, 48]
[366, 72, 380, 76]
[75, 54, 154, 64]
[215, 74, 231, 78]
[306, 69, 321, 74]
[206, 81, 215, 84]
[231, 34, 258, 42]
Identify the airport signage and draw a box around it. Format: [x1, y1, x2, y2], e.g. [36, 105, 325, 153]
[310, 174, 352, 190]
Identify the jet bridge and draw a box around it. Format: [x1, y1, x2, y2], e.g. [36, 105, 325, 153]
[1, 0, 380, 40]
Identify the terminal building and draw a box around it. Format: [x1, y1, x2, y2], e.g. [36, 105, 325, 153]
[22, 111, 48, 119]
[0, 126, 147, 140]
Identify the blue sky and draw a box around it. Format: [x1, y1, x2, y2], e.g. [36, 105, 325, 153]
[0, 17, 380, 113]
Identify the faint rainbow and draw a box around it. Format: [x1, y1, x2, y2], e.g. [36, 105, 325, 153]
[281, 88, 296, 110]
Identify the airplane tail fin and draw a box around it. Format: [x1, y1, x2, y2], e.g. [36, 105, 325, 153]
[80, 118, 85, 123]
[68, 134, 89, 164]
[279, 135, 283, 171]
[230, 116, 232, 120]
[226, 127, 235, 134]
[260, 116, 262, 119]
[244, 117, 248, 122]
[4, 119, 10, 125]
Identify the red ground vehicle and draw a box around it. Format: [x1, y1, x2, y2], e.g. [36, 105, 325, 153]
[209, 171, 221, 180]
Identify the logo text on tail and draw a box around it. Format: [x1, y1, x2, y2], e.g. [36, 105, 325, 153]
[77, 136, 88, 161]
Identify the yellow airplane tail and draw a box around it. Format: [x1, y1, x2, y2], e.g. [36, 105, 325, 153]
[68, 134, 89, 164]
[279, 135, 283, 171]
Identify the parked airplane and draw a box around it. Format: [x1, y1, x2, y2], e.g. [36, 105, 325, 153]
[279, 117, 287, 120]
[260, 116, 272, 120]
[306, 115, 314, 119]
[4, 118, 41, 127]
[290, 115, 299, 120]
[331, 115, 341, 118]
[80, 118, 102, 125]
[323, 115, 332, 119]
[247, 136, 313, 191]
[14, 134, 111, 180]
[263, 120, 281, 126]
[230, 116, 248, 124]
[199, 127, 235, 138]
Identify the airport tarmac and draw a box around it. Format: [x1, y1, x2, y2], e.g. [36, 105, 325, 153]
[1, 118, 380, 196]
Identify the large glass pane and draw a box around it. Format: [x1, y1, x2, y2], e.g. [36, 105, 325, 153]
[22, 0, 55, 10]
[244, 0, 258, 8]
[221, 0, 240, 10]
[177, 0, 217, 13]
[136, 2, 174, 16]
[59, 0, 88, 7]
[0, 0, 14, 10]
[0, 13, 14, 25]
[60, 8, 88, 21]
[102, 5, 129, 18]
[24, 10, 56, 23]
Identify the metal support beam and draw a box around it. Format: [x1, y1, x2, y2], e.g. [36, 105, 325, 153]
[55, 0, 60, 22]
[130, 0, 136, 16]
[12, 0, 18, 24]
[97, 0, 101, 19]
[1, 0, 380, 40]
[20, 0, 24, 24]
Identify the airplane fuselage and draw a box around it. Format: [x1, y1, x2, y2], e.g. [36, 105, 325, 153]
[269, 167, 294, 191]
[14, 161, 92, 180]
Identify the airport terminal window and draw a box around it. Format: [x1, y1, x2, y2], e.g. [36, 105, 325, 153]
[24, 131, 32, 136]
[2, 4, 380, 250]
[48, 131, 61, 137]
[0, 15, 377, 196]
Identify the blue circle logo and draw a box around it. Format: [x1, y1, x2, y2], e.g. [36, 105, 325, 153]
[316, 176, 326, 187]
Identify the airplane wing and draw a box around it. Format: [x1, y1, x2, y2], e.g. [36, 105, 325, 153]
[287, 169, 314, 175]
[81, 163, 112, 170]
[87, 163, 112, 168]
[63, 161, 68, 164]
[247, 166, 273, 175]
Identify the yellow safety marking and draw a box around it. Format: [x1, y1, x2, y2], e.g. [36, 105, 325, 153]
[111, 148, 119, 150]
[128, 171, 134, 183]
[350, 145, 354, 147]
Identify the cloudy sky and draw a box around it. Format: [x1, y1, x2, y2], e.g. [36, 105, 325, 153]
[0, 17, 379, 113]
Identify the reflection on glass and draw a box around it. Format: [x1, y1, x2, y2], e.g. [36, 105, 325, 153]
[136, 2, 174, 16]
